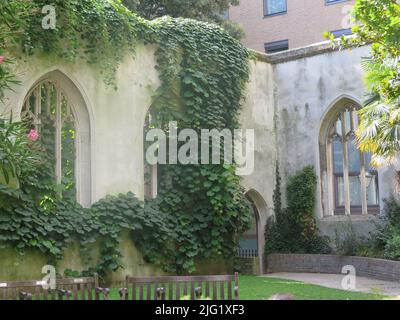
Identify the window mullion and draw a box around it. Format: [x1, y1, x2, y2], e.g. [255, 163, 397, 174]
[151, 164, 158, 199]
[45, 82, 51, 115]
[55, 81, 62, 189]
[34, 86, 42, 129]
[341, 112, 351, 215]
[359, 152, 368, 215]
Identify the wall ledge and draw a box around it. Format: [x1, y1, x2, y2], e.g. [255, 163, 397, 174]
[319, 215, 379, 222]
[252, 40, 360, 65]
[267, 253, 400, 282]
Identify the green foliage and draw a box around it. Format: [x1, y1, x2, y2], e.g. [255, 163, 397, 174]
[123, 0, 238, 20]
[265, 166, 331, 255]
[272, 162, 282, 216]
[0, 0, 252, 274]
[333, 0, 400, 167]
[0, 0, 29, 99]
[0, 117, 41, 187]
[151, 17, 252, 272]
[373, 197, 400, 261]
[338, 197, 400, 261]
[384, 233, 400, 260]
[122, 0, 243, 39]
[332, 220, 376, 257]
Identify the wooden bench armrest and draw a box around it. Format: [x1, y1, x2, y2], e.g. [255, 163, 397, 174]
[19, 291, 33, 301]
[58, 289, 72, 300]
[119, 288, 128, 300]
[234, 286, 239, 300]
[95, 287, 110, 300]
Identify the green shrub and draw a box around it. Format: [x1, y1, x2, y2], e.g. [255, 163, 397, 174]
[385, 234, 400, 260]
[335, 197, 400, 260]
[265, 166, 331, 255]
[373, 197, 400, 261]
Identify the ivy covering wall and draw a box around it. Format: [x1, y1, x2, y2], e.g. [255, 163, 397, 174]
[0, 0, 252, 276]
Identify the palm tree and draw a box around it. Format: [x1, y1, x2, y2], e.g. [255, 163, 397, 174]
[356, 57, 400, 168]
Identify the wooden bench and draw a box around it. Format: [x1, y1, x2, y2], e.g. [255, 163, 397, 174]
[0, 274, 110, 300]
[119, 273, 239, 300]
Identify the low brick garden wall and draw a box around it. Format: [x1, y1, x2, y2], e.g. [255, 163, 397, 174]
[267, 253, 400, 282]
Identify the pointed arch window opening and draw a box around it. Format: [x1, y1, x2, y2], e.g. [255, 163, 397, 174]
[327, 105, 379, 216]
[22, 80, 77, 199]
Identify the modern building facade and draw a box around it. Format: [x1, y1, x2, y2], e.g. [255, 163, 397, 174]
[229, 0, 355, 52]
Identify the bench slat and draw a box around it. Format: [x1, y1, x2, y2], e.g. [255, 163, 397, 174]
[212, 282, 217, 300]
[190, 281, 194, 300]
[132, 283, 136, 300]
[87, 283, 93, 300]
[146, 283, 151, 300]
[205, 281, 210, 298]
[123, 273, 238, 301]
[183, 282, 188, 297]
[168, 282, 173, 300]
[127, 275, 234, 283]
[139, 284, 144, 300]
[34, 286, 40, 300]
[227, 280, 232, 300]
[220, 281, 225, 300]
[175, 282, 180, 300]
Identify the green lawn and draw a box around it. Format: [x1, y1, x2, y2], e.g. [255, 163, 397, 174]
[107, 275, 386, 300]
[237, 276, 384, 300]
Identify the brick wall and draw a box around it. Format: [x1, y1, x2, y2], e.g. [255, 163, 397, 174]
[267, 254, 400, 282]
[229, 0, 355, 52]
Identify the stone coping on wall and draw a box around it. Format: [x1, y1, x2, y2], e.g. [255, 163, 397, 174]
[252, 40, 361, 65]
[266, 253, 400, 282]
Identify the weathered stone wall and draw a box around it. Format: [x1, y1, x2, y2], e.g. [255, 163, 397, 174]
[267, 253, 400, 282]
[0, 230, 233, 283]
[1, 39, 398, 278]
[3, 44, 161, 204]
[0, 43, 244, 280]
[271, 44, 395, 239]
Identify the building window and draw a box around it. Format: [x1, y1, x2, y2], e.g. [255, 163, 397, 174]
[264, 0, 287, 16]
[330, 28, 353, 38]
[264, 39, 289, 53]
[221, 10, 229, 20]
[22, 72, 92, 206]
[326, 0, 348, 5]
[23, 80, 78, 199]
[326, 105, 379, 216]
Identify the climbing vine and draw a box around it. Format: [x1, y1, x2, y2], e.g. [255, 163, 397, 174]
[0, 0, 252, 276]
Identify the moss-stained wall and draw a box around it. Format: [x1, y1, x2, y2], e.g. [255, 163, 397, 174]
[0, 233, 162, 284]
[0, 231, 234, 284]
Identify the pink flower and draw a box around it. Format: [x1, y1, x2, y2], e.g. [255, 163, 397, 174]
[0, 56, 5, 64]
[27, 129, 39, 142]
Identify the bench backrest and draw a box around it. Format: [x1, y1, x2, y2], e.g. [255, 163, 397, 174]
[121, 273, 239, 301]
[0, 274, 109, 300]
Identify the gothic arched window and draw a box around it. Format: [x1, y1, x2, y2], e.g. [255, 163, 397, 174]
[326, 104, 379, 215]
[22, 72, 92, 206]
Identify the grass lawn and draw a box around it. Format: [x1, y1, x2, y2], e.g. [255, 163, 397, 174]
[107, 275, 385, 300]
[238, 276, 384, 300]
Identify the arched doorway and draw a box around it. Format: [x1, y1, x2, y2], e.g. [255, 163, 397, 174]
[238, 196, 259, 258]
[237, 190, 267, 274]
